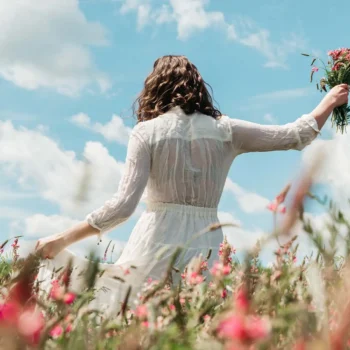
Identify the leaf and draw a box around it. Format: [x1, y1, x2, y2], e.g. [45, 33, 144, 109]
[311, 58, 317, 66]
[310, 70, 314, 83]
[302, 53, 310, 57]
[316, 83, 319, 90]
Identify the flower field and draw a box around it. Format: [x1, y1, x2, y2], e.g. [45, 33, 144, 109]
[1, 177, 350, 349]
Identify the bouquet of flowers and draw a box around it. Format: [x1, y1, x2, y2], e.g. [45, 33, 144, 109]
[303, 48, 350, 133]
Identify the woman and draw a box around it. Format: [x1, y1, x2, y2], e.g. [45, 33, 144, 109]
[36, 56, 348, 315]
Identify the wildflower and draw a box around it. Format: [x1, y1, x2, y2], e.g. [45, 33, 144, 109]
[141, 321, 149, 328]
[222, 289, 228, 299]
[50, 325, 63, 339]
[17, 309, 44, 345]
[210, 262, 231, 278]
[0, 302, 20, 326]
[63, 292, 76, 305]
[203, 314, 211, 322]
[235, 288, 249, 314]
[135, 305, 148, 319]
[219, 237, 234, 265]
[65, 323, 73, 333]
[49, 280, 64, 301]
[218, 314, 270, 343]
[267, 200, 286, 214]
[311, 66, 319, 72]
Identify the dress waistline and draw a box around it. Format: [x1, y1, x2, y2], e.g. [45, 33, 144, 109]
[146, 202, 218, 216]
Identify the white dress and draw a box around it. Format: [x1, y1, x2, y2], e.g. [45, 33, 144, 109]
[37, 106, 319, 315]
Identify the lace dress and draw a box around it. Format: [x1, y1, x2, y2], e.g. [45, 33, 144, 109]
[37, 106, 319, 315]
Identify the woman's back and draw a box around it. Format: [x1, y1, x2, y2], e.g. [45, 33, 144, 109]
[139, 106, 234, 208]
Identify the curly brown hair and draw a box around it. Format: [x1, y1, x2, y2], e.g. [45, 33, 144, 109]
[133, 55, 222, 122]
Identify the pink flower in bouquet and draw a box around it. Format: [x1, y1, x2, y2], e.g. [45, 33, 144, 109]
[311, 66, 319, 72]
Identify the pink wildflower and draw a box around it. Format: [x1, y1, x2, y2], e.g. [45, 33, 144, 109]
[169, 304, 176, 311]
[210, 262, 231, 278]
[222, 289, 228, 299]
[65, 323, 73, 333]
[189, 272, 204, 285]
[135, 305, 148, 319]
[63, 292, 76, 305]
[218, 314, 270, 342]
[267, 199, 286, 214]
[235, 288, 249, 314]
[49, 280, 64, 301]
[0, 302, 20, 326]
[311, 66, 319, 72]
[203, 314, 211, 322]
[50, 325, 63, 338]
[17, 309, 44, 345]
[141, 321, 149, 328]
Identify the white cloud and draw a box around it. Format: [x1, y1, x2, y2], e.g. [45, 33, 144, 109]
[0, 120, 126, 218]
[0, 206, 30, 219]
[118, 0, 305, 68]
[71, 113, 132, 145]
[219, 211, 265, 252]
[302, 130, 350, 210]
[238, 30, 305, 69]
[263, 113, 277, 124]
[224, 178, 270, 213]
[167, 0, 225, 40]
[23, 214, 80, 238]
[252, 88, 310, 101]
[0, 0, 110, 96]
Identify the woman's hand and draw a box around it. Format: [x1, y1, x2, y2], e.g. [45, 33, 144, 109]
[311, 84, 349, 130]
[325, 84, 349, 108]
[35, 234, 67, 259]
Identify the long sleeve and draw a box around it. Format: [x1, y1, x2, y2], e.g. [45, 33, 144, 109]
[86, 129, 151, 234]
[230, 114, 320, 154]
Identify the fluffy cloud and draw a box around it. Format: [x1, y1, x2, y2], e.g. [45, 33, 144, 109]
[263, 113, 278, 124]
[224, 178, 270, 214]
[71, 113, 132, 145]
[0, 0, 110, 96]
[0, 120, 125, 218]
[118, 0, 305, 68]
[218, 211, 265, 251]
[302, 130, 350, 210]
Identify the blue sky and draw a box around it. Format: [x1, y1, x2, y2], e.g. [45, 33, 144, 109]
[1, 0, 350, 261]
